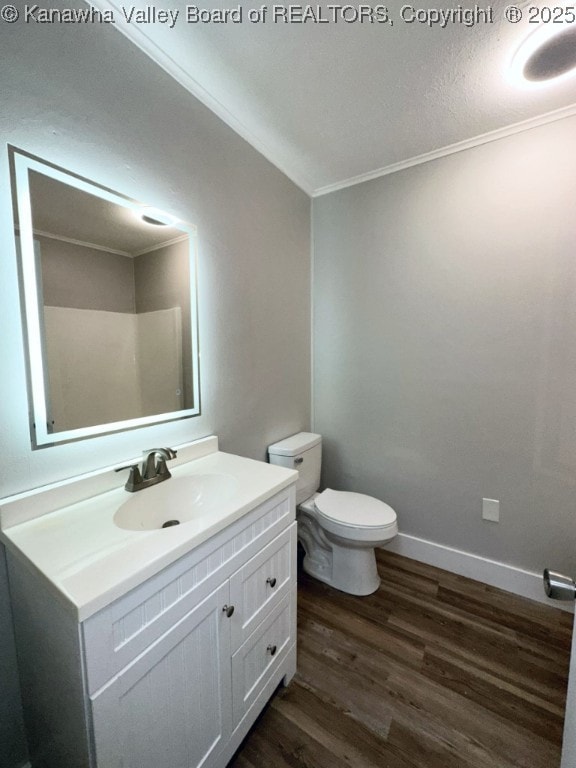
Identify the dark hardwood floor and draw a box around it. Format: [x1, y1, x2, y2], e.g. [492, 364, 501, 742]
[230, 549, 573, 768]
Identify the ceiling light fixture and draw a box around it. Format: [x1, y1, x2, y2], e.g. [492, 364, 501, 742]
[141, 213, 166, 226]
[510, 23, 576, 87]
[137, 206, 179, 227]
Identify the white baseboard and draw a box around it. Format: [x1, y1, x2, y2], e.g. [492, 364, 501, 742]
[385, 532, 574, 614]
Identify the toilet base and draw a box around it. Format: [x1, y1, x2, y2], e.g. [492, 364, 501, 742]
[297, 508, 383, 596]
[303, 544, 381, 596]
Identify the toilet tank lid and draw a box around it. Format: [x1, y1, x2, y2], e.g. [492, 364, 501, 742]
[268, 432, 321, 457]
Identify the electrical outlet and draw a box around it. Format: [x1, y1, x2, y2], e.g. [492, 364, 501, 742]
[482, 498, 500, 522]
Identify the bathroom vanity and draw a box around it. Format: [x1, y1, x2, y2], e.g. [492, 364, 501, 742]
[0, 437, 298, 768]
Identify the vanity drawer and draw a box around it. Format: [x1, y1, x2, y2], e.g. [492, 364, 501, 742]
[230, 523, 296, 651]
[83, 487, 294, 694]
[231, 591, 295, 723]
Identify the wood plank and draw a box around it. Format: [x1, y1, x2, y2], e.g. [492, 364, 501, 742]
[272, 684, 414, 768]
[422, 645, 565, 743]
[296, 637, 395, 739]
[246, 702, 355, 768]
[298, 618, 560, 768]
[297, 592, 425, 670]
[436, 583, 573, 650]
[384, 667, 562, 768]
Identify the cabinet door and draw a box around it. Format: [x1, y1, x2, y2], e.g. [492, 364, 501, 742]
[91, 582, 232, 768]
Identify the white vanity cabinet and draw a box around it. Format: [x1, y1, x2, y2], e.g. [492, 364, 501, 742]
[7, 484, 297, 768]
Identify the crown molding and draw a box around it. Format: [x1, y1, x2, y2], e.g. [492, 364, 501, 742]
[134, 233, 189, 257]
[30, 228, 132, 257]
[27, 228, 187, 258]
[312, 101, 576, 197]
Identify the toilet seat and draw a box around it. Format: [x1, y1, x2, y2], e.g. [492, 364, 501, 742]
[313, 488, 397, 542]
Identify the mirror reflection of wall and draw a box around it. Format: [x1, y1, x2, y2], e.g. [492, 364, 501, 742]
[12, 150, 200, 447]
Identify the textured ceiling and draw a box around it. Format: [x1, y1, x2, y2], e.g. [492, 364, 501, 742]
[92, 0, 576, 194]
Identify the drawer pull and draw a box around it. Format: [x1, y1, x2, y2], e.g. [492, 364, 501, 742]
[266, 577, 277, 588]
[222, 604, 235, 618]
[267, 644, 277, 656]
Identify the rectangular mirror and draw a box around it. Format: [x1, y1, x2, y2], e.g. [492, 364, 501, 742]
[10, 148, 200, 447]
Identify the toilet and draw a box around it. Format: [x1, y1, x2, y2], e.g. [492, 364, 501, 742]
[268, 432, 398, 596]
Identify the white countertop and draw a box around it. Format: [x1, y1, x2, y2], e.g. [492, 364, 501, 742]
[0, 447, 297, 620]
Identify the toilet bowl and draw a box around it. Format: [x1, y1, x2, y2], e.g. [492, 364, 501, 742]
[268, 433, 398, 596]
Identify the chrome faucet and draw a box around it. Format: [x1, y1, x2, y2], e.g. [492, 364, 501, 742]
[116, 447, 177, 492]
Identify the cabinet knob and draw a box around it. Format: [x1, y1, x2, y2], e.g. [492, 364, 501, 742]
[222, 604, 235, 618]
[267, 644, 277, 656]
[266, 577, 277, 588]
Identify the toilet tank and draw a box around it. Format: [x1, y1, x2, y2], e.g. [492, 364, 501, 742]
[268, 432, 322, 505]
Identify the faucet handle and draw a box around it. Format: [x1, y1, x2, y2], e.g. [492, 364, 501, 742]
[156, 457, 172, 480]
[115, 464, 143, 492]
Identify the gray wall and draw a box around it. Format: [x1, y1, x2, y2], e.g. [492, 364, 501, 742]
[0, 12, 310, 766]
[39, 236, 136, 312]
[313, 115, 576, 578]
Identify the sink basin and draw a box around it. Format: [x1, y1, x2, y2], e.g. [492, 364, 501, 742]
[114, 474, 239, 531]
